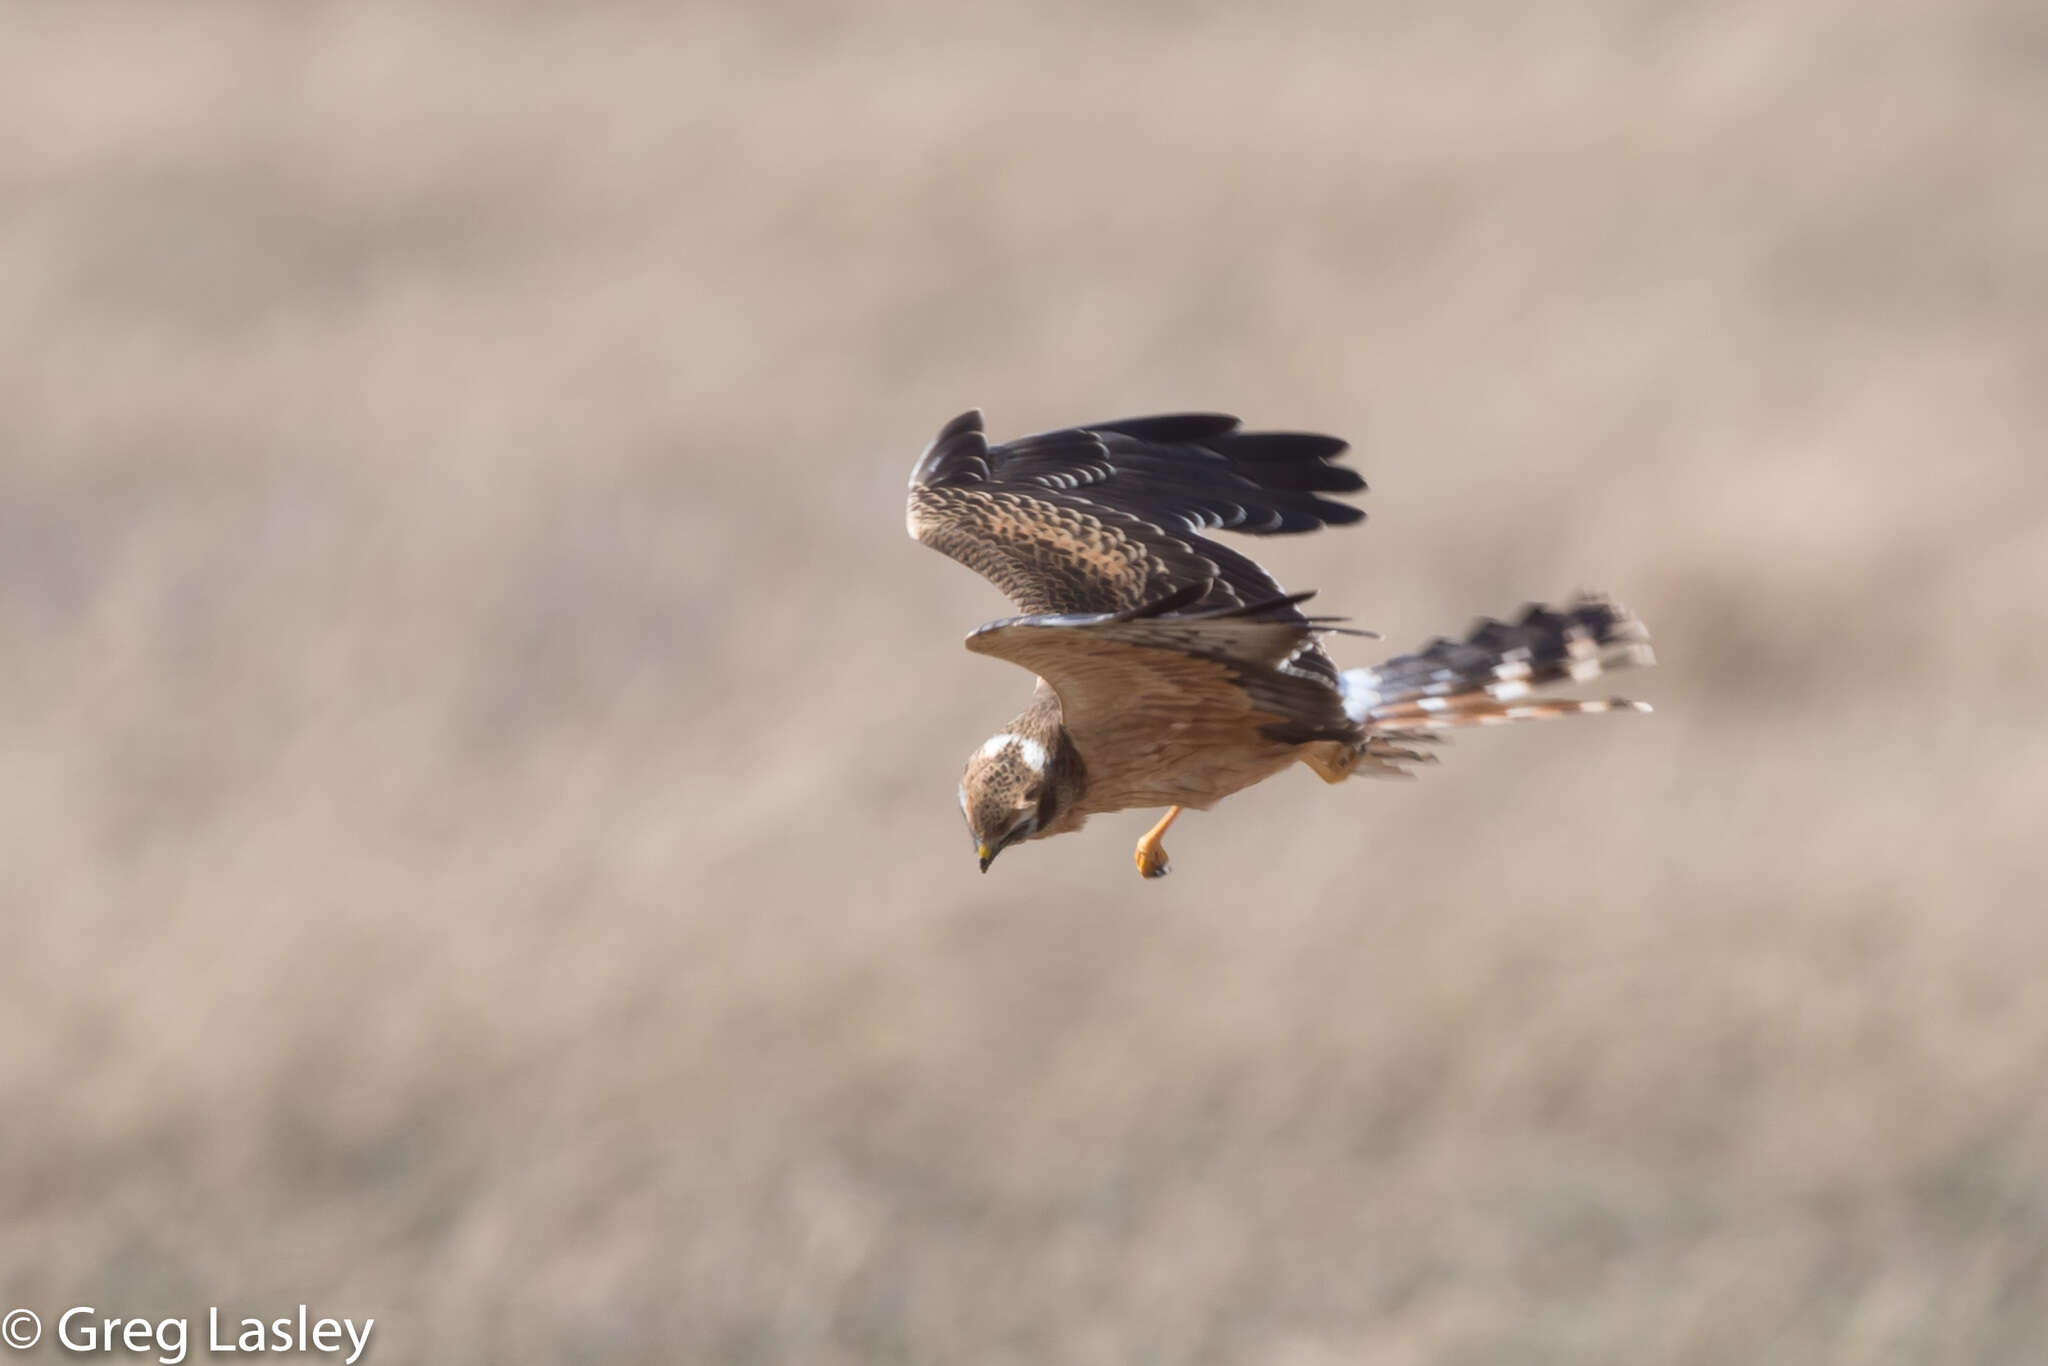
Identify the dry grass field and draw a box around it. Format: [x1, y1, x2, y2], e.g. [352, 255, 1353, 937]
[3, 2, 2045, 1361]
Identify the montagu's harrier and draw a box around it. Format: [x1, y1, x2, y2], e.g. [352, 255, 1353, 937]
[907, 410, 1652, 879]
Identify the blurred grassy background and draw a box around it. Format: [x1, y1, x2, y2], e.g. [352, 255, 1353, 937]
[2, 1, 2045, 1362]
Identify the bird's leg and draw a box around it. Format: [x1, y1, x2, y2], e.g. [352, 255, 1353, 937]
[1133, 805, 1182, 879]
[1302, 741, 1358, 784]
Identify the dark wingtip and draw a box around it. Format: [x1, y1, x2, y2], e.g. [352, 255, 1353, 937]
[1115, 580, 1213, 621]
[1083, 413, 1243, 444]
[912, 409, 992, 488]
[1183, 589, 1318, 621]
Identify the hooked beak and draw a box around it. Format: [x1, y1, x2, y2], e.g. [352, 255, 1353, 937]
[977, 842, 997, 873]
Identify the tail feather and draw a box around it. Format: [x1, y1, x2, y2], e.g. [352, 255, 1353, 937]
[1363, 693, 1650, 730]
[1340, 595, 1653, 737]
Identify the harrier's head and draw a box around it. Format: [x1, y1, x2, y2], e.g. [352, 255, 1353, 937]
[959, 730, 1068, 873]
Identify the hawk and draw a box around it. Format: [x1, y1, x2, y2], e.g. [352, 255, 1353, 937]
[906, 409, 1652, 879]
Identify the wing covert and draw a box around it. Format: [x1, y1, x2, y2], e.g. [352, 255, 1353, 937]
[964, 589, 1360, 752]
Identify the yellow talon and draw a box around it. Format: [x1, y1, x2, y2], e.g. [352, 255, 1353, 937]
[1133, 805, 1182, 880]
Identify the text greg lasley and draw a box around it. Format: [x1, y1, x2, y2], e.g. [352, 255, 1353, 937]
[207, 1306, 372, 1362]
[56, 1305, 373, 1364]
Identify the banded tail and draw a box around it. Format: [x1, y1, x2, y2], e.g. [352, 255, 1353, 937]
[1341, 596, 1653, 736]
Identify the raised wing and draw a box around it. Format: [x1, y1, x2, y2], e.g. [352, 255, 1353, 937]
[963, 587, 1362, 782]
[906, 409, 1366, 619]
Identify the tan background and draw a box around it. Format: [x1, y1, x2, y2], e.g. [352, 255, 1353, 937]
[3, 2, 2045, 1362]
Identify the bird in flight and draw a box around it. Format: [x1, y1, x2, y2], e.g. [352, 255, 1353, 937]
[906, 410, 1652, 879]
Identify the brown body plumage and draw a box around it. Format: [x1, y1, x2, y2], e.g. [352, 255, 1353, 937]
[909, 410, 1653, 878]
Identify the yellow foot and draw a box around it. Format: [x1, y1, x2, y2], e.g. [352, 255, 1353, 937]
[1133, 805, 1183, 880]
[1303, 741, 1357, 784]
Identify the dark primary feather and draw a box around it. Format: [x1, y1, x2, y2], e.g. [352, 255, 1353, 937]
[913, 410, 1363, 539]
[906, 409, 1369, 685]
[983, 584, 1339, 646]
